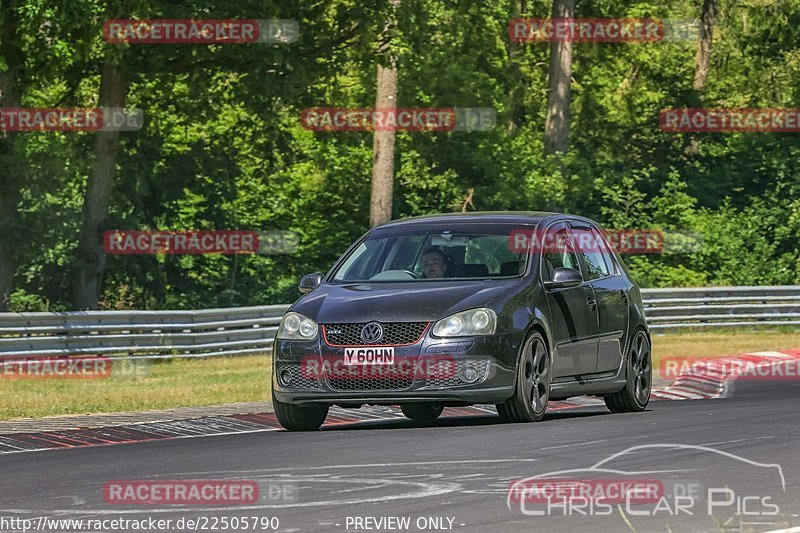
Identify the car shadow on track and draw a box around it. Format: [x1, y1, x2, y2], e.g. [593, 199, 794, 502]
[319, 407, 621, 432]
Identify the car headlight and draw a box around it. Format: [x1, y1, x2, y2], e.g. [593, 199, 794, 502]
[277, 311, 318, 340]
[432, 308, 497, 337]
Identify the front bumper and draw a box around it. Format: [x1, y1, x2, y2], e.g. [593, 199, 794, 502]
[272, 333, 520, 405]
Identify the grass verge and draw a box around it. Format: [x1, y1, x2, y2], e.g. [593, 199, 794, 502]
[0, 355, 271, 420]
[650, 329, 800, 366]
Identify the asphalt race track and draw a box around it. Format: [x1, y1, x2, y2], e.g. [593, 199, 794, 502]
[1, 379, 799, 533]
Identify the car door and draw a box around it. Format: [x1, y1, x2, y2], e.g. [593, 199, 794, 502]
[570, 224, 629, 374]
[541, 222, 600, 377]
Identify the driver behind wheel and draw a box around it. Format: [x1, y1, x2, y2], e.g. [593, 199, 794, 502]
[421, 247, 447, 278]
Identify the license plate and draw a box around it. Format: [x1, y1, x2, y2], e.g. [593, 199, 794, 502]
[343, 347, 395, 365]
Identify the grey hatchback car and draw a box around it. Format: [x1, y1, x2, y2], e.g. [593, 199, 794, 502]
[272, 212, 651, 430]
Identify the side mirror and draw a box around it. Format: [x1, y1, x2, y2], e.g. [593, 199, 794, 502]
[543, 267, 582, 289]
[299, 272, 323, 294]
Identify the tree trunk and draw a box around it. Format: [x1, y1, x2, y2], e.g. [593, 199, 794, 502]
[693, 0, 718, 91]
[0, 0, 24, 311]
[369, 63, 398, 227]
[543, 0, 574, 155]
[686, 0, 718, 155]
[0, 171, 20, 312]
[369, 0, 400, 228]
[506, 0, 526, 134]
[72, 61, 127, 310]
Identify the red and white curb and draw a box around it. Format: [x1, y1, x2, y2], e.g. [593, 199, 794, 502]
[651, 349, 800, 401]
[0, 401, 604, 454]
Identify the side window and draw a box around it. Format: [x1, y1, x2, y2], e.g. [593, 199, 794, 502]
[542, 224, 581, 281]
[333, 242, 368, 281]
[571, 226, 610, 280]
[592, 228, 616, 275]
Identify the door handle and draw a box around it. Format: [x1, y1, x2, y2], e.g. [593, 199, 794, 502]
[587, 298, 597, 309]
[619, 290, 628, 302]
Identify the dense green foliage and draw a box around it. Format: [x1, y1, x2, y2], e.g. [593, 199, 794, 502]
[3, 0, 799, 311]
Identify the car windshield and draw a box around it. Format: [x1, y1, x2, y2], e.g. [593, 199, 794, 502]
[331, 224, 532, 282]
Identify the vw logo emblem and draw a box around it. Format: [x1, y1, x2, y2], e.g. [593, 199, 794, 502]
[360, 322, 384, 344]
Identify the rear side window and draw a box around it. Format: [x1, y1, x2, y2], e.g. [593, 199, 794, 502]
[592, 228, 617, 275]
[571, 226, 611, 280]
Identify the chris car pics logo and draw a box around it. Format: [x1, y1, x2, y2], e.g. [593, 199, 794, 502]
[507, 444, 786, 519]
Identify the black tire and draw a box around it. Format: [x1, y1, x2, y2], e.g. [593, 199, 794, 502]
[604, 329, 651, 413]
[495, 402, 514, 422]
[401, 403, 444, 423]
[272, 391, 329, 431]
[496, 332, 551, 423]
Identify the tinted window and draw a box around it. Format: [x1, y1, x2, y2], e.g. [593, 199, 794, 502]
[571, 226, 610, 280]
[592, 228, 616, 275]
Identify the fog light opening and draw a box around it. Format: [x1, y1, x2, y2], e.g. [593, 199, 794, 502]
[460, 364, 479, 383]
[279, 369, 292, 386]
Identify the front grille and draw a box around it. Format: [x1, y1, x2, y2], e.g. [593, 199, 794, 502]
[323, 322, 428, 346]
[424, 359, 491, 388]
[327, 376, 414, 391]
[275, 362, 322, 390]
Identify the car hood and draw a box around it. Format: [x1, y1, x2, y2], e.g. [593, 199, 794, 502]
[292, 281, 519, 323]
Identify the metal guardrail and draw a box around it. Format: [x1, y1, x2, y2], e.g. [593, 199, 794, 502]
[0, 286, 798, 359]
[642, 285, 800, 330]
[0, 305, 289, 359]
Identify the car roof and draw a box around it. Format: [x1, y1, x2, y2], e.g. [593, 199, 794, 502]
[377, 211, 596, 228]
